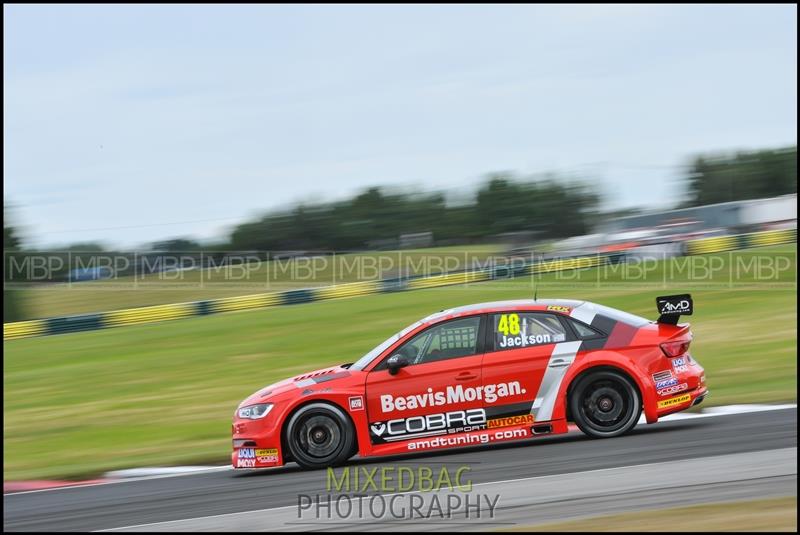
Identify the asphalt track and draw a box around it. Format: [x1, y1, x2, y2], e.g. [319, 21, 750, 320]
[4, 407, 797, 532]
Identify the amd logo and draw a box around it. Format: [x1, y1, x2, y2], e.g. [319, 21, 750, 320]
[660, 300, 690, 314]
[657, 294, 693, 317]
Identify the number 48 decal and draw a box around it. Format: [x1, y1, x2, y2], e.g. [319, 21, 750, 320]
[497, 313, 520, 335]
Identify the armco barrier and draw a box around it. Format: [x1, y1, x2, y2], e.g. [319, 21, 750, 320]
[4, 228, 795, 341]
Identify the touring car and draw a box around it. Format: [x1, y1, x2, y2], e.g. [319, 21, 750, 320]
[232, 295, 707, 469]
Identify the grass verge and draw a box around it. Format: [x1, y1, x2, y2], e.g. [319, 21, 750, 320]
[501, 496, 798, 532]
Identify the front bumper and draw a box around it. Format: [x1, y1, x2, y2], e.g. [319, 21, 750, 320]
[232, 445, 282, 469]
[231, 418, 284, 469]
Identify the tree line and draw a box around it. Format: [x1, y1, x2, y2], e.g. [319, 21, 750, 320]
[684, 145, 796, 207]
[228, 175, 600, 252]
[223, 145, 797, 252]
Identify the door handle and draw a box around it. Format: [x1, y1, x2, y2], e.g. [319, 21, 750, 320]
[455, 372, 478, 381]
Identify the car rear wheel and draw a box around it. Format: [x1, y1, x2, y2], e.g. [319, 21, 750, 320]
[570, 370, 641, 438]
[285, 403, 356, 469]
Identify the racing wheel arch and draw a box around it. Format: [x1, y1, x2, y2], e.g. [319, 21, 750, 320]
[279, 397, 362, 464]
[557, 355, 658, 425]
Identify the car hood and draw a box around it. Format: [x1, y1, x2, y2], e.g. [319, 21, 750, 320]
[238, 364, 352, 407]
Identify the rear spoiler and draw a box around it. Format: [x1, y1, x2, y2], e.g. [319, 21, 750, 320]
[656, 294, 693, 325]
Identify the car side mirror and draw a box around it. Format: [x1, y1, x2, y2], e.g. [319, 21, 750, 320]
[386, 354, 409, 375]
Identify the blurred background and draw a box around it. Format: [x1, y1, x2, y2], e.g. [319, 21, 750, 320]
[2, 7, 796, 529]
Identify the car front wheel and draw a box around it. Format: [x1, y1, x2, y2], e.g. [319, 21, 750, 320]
[570, 370, 641, 438]
[285, 402, 356, 469]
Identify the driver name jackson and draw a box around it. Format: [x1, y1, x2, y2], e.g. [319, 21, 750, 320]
[381, 381, 525, 413]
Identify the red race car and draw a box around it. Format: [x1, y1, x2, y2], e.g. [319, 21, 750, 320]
[232, 295, 707, 470]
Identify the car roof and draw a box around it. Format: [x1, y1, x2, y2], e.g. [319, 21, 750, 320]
[423, 299, 586, 323]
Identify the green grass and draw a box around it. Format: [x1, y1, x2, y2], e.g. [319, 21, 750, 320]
[501, 497, 797, 532]
[3, 246, 796, 481]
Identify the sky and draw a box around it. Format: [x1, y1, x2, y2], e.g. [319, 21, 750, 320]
[3, 4, 797, 249]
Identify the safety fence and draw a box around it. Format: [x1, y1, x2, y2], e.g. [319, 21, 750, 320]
[4, 228, 795, 340]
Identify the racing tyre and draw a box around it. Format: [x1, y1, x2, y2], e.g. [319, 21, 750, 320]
[570, 369, 641, 438]
[285, 402, 356, 469]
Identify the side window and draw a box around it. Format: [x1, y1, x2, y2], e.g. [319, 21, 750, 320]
[493, 312, 567, 350]
[390, 317, 481, 366]
[569, 318, 604, 339]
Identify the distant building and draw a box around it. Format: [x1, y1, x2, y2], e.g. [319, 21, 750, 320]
[69, 266, 113, 282]
[398, 232, 434, 249]
[598, 194, 797, 235]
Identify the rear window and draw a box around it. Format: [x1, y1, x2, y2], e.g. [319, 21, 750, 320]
[570, 319, 603, 339]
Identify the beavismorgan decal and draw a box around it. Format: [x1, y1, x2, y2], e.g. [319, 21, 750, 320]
[657, 393, 692, 409]
[380, 382, 525, 413]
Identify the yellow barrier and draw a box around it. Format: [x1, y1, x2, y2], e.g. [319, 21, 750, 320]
[685, 235, 741, 255]
[3, 319, 47, 340]
[406, 270, 491, 290]
[212, 292, 282, 313]
[104, 302, 196, 328]
[315, 281, 381, 301]
[748, 229, 796, 248]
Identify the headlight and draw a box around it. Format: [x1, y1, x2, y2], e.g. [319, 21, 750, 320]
[237, 403, 274, 419]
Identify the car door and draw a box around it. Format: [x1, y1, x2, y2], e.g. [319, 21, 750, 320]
[481, 311, 576, 424]
[365, 315, 485, 445]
